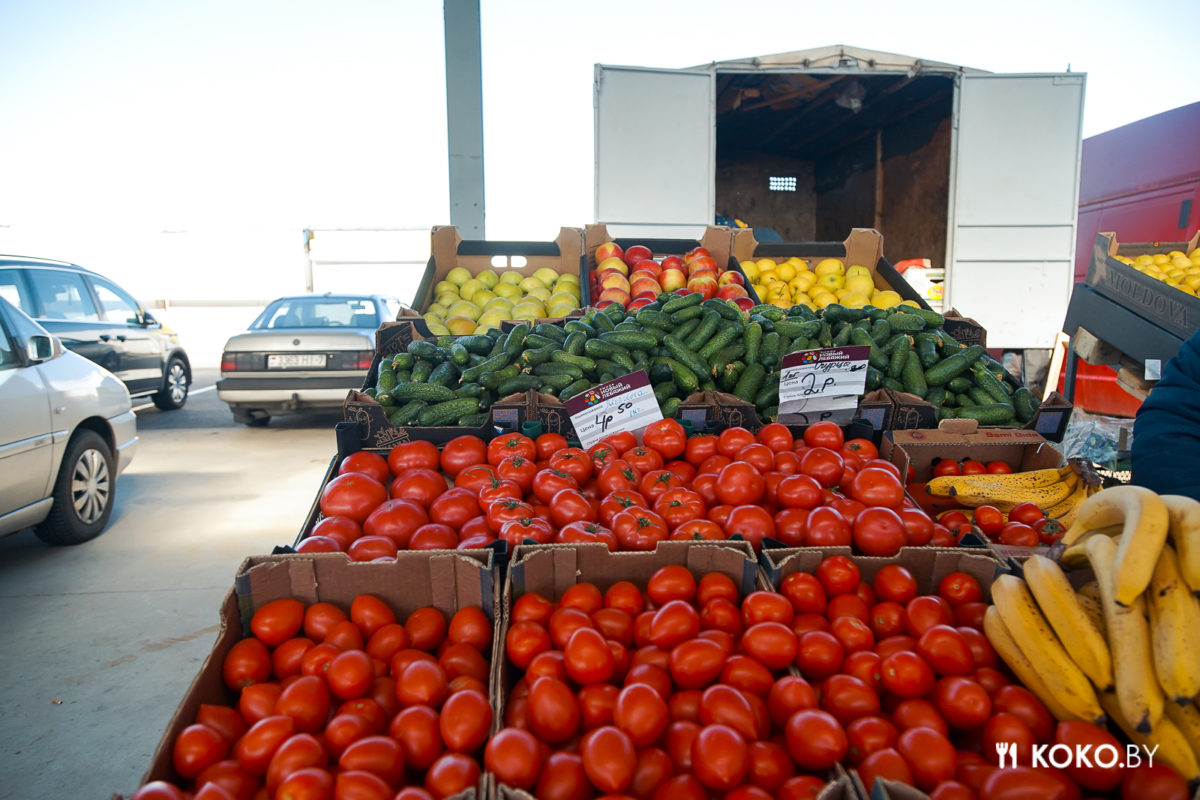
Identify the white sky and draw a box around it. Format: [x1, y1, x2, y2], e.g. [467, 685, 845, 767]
[0, 0, 1197, 300]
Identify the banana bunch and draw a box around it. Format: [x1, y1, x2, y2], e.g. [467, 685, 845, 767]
[925, 458, 1101, 526]
[985, 489, 1200, 782]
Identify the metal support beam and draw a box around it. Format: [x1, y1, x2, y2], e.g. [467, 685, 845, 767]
[444, 0, 485, 237]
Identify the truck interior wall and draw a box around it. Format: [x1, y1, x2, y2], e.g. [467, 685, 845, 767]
[715, 154, 815, 240]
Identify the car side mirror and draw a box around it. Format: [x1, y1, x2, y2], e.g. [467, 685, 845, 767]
[26, 333, 60, 362]
[141, 310, 157, 326]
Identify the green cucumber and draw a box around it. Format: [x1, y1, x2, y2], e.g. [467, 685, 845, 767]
[900, 349, 928, 398]
[533, 323, 566, 342]
[503, 323, 529, 358]
[427, 361, 459, 387]
[391, 352, 415, 370]
[914, 334, 940, 369]
[972, 366, 1013, 405]
[407, 340, 448, 361]
[744, 322, 763, 366]
[663, 336, 709, 380]
[887, 336, 911, 381]
[733, 362, 766, 402]
[760, 331, 782, 367]
[418, 398, 482, 426]
[924, 353, 973, 387]
[497, 374, 542, 395]
[754, 381, 779, 408]
[703, 298, 742, 321]
[454, 382, 484, 398]
[882, 377, 905, 392]
[1013, 387, 1038, 423]
[591, 311, 615, 332]
[564, 320, 596, 337]
[482, 363, 520, 389]
[832, 321, 853, 347]
[559, 379, 591, 401]
[718, 361, 744, 392]
[774, 318, 821, 340]
[662, 292, 703, 313]
[946, 376, 973, 394]
[449, 340, 470, 365]
[459, 412, 489, 427]
[551, 351, 596, 371]
[683, 310, 721, 351]
[391, 382, 458, 402]
[925, 385, 947, 407]
[956, 403, 1017, 425]
[653, 380, 677, 404]
[896, 305, 945, 328]
[664, 358, 700, 395]
[534, 361, 584, 379]
[564, 331, 586, 357]
[521, 345, 556, 367]
[869, 318, 892, 344]
[389, 400, 426, 426]
[674, 317, 702, 342]
[661, 397, 681, 419]
[410, 360, 433, 383]
[865, 366, 884, 392]
[698, 326, 739, 362]
[670, 305, 705, 324]
[636, 309, 673, 330]
[599, 331, 657, 351]
[461, 352, 511, 383]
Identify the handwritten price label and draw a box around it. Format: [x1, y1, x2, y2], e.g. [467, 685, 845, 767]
[563, 370, 664, 449]
[778, 345, 871, 426]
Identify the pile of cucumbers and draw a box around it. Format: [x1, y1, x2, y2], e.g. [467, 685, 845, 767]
[363, 293, 1037, 428]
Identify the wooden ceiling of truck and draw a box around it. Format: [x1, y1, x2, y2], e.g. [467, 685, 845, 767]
[714, 73, 953, 162]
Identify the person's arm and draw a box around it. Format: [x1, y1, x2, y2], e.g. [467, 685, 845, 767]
[1131, 331, 1200, 501]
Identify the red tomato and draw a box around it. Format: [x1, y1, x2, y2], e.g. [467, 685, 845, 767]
[548, 488, 597, 529]
[1008, 501, 1044, 525]
[488, 433, 537, 467]
[613, 507, 669, 551]
[723, 504, 775, 551]
[717, 427, 757, 458]
[549, 447, 594, 485]
[960, 459, 987, 475]
[495, 456, 537, 494]
[871, 565, 918, 604]
[896, 726, 957, 790]
[564, 627, 615, 685]
[821, 673, 881, 725]
[986, 460, 1014, 474]
[958, 626, 998, 668]
[757, 422, 795, 452]
[363, 498, 429, 548]
[338, 451, 390, 484]
[999, 521, 1039, 547]
[1122, 763, 1191, 800]
[880, 650, 935, 698]
[223, 638, 271, 691]
[684, 434, 719, 468]
[691, 724, 749, 791]
[596, 461, 642, 495]
[853, 507, 907, 556]
[320, 473, 388, 525]
[815, 555, 860, 596]
[387, 705, 443, 771]
[891, 698, 948, 736]
[932, 459, 961, 478]
[613, 682, 669, 747]
[776, 474, 823, 510]
[714, 461, 764, 506]
[983, 712, 1036, 767]
[803, 421, 843, 450]
[937, 572, 983, 607]
[624, 446, 665, 475]
[845, 715, 898, 766]
[800, 447, 845, 488]
[439, 435, 487, 478]
[843, 437, 879, 462]
[973, 505, 1005, 538]
[484, 727, 541, 791]
[653, 488, 706, 530]
[849, 467, 905, 508]
[899, 508, 935, 546]
[859, 748, 914, 793]
[387, 440, 439, 474]
[794, 630, 843, 681]
[736, 443, 776, 474]
[639, 469, 685, 505]
[905, 595, 954, 636]
[917, 625, 975, 677]
[642, 418, 687, 459]
[535, 432, 569, 460]
[785, 709, 847, 771]
[173, 723, 229, 780]
[869, 602, 906, 639]
[1035, 516, 1066, 545]
[980, 766, 1084, 800]
[598, 488, 646, 528]
[805, 507, 852, 546]
[580, 726, 636, 793]
[933, 676, 992, 729]
[1052, 720, 1124, 791]
[991, 685, 1055, 741]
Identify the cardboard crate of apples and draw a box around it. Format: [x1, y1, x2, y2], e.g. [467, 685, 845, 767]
[590, 241, 756, 312]
[423, 266, 584, 336]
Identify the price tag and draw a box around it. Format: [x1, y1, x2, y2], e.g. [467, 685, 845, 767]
[563, 370, 663, 449]
[778, 345, 871, 426]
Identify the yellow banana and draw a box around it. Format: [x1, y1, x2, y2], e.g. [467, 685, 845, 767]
[935, 475, 1078, 513]
[1087, 534, 1163, 733]
[1076, 580, 1102, 605]
[1147, 545, 1200, 705]
[1101, 690, 1200, 781]
[1023, 556, 1114, 691]
[989, 575, 1105, 724]
[1165, 701, 1200, 764]
[926, 467, 1071, 496]
[1162, 495, 1200, 596]
[983, 605, 1100, 724]
[1074, 590, 1105, 635]
[1063, 485, 1169, 605]
[1048, 481, 1090, 529]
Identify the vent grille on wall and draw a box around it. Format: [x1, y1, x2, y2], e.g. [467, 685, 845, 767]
[769, 176, 797, 192]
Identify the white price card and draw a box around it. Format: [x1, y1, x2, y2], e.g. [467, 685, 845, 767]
[564, 370, 664, 450]
[778, 345, 872, 426]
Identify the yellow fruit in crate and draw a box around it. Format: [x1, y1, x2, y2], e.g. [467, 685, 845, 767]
[900, 300, 921, 308]
[483, 297, 514, 315]
[756, 258, 778, 272]
[555, 276, 580, 291]
[476, 309, 510, 329]
[434, 280, 458, 296]
[476, 269, 499, 289]
[445, 267, 472, 287]
[426, 303, 449, 319]
[1134, 254, 1153, 266]
[741, 261, 760, 282]
[758, 268, 780, 285]
[845, 274, 875, 296]
[518, 276, 547, 293]
[426, 321, 451, 335]
[423, 312, 445, 328]
[872, 290, 903, 309]
[471, 288, 496, 306]
[813, 292, 838, 309]
[818, 272, 845, 292]
[533, 267, 560, 287]
[447, 301, 481, 321]
[436, 289, 461, 307]
[765, 283, 789, 302]
[499, 270, 524, 285]
[511, 301, 545, 321]
[1172, 256, 1192, 270]
[549, 305, 576, 319]
[1183, 275, 1200, 290]
[776, 262, 797, 282]
[1153, 254, 1170, 265]
[458, 278, 485, 300]
[842, 291, 870, 309]
[445, 315, 477, 335]
[787, 278, 812, 298]
[493, 282, 522, 300]
[1178, 285, 1197, 296]
[549, 290, 579, 308]
[846, 264, 872, 280]
[525, 286, 551, 304]
[752, 284, 768, 299]
[787, 257, 809, 272]
[815, 258, 845, 276]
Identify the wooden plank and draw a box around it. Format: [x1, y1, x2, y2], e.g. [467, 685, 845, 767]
[1116, 366, 1155, 401]
[1073, 326, 1123, 366]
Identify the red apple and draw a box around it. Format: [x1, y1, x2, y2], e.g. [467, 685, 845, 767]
[599, 287, 632, 307]
[717, 271, 745, 287]
[732, 296, 756, 311]
[597, 256, 628, 276]
[595, 242, 623, 263]
[631, 258, 661, 278]
[628, 297, 654, 311]
[716, 283, 749, 301]
[687, 274, 718, 301]
[630, 276, 662, 297]
[633, 289, 659, 301]
[687, 256, 719, 276]
[623, 244, 653, 268]
[600, 272, 631, 293]
[684, 247, 712, 264]
[629, 268, 658, 283]
[596, 298, 622, 310]
[660, 268, 686, 292]
[660, 255, 684, 272]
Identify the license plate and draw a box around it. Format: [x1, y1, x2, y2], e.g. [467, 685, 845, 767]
[267, 353, 327, 369]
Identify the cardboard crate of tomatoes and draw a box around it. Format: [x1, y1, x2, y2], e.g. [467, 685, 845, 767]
[119, 551, 499, 800]
[489, 540, 858, 799]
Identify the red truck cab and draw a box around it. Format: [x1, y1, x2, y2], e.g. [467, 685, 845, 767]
[1066, 102, 1200, 415]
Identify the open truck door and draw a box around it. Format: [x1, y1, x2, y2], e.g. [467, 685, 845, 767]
[947, 73, 1086, 350]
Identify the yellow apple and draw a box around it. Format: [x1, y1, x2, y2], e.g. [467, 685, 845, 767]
[444, 315, 477, 335]
[445, 267, 472, 287]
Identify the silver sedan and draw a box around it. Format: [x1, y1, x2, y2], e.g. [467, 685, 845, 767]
[217, 293, 399, 425]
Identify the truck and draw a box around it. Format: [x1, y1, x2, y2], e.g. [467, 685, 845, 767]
[593, 45, 1086, 353]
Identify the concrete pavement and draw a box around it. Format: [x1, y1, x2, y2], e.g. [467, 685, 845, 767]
[0, 369, 341, 799]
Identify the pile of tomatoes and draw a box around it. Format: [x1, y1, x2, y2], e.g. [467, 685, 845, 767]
[302, 420, 955, 557]
[132, 595, 494, 800]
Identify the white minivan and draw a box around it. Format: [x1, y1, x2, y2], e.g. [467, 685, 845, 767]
[0, 297, 138, 545]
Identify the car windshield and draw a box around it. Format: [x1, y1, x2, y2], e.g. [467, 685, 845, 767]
[254, 297, 379, 329]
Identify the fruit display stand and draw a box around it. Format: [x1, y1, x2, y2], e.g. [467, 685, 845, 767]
[411, 225, 587, 337]
[115, 551, 499, 800]
[493, 540, 858, 800]
[1059, 231, 1200, 409]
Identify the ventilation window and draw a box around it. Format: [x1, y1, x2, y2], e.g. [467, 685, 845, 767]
[769, 176, 797, 192]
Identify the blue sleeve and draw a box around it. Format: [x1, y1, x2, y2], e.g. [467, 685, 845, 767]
[1131, 330, 1200, 501]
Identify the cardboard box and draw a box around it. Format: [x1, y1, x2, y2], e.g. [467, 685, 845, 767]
[1085, 230, 1200, 342]
[941, 307, 987, 349]
[119, 552, 498, 800]
[582, 223, 757, 303]
[731, 228, 928, 310]
[412, 225, 587, 326]
[495, 541, 855, 800]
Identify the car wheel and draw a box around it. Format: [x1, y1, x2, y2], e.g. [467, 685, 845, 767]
[35, 430, 116, 546]
[152, 356, 189, 410]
